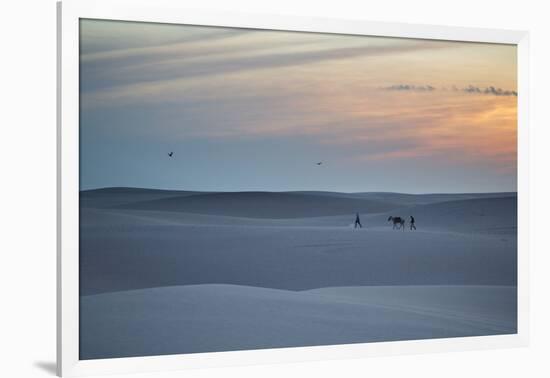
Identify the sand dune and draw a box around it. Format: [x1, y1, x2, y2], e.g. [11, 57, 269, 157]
[79, 188, 517, 359]
[80, 208, 516, 295]
[368, 195, 517, 234]
[293, 191, 515, 206]
[80, 187, 203, 208]
[80, 284, 516, 360]
[81, 187, 516, 215]
[306, 285, 516, 329]
[113, 191, 399, 218]
[80, 194, 516, 233]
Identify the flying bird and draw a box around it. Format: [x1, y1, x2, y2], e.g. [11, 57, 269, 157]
[168, 152, 174, 157]
[316, 162, 322, 165]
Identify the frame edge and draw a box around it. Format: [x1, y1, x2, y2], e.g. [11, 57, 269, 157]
[57, 1, 530, 376]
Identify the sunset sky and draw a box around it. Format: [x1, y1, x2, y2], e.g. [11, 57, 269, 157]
[79, 19, 517, 193]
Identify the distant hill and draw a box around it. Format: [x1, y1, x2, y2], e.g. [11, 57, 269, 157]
[80, 187, 517, 220]
[369, 195, 517, 233]
[80, 187, 205, 208]
[113, 191, 399, 218]
[291, 191, 516, 206]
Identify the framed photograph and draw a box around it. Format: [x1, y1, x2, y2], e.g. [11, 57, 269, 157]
[57, 0, 529, 376]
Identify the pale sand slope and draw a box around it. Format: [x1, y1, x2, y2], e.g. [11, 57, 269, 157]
[370, 196, 517, 234]
[79, 189, 517, 359]
[81, 187, 515, 210]
[80, 187, 204, 209]
[81, 188, 515, 232]
[80, 202, 516, 296]
[291, 191, 515, 206]
[114, 191, 400, 218]
[80, 284, 516, 359]
[80, 195, 516, 232]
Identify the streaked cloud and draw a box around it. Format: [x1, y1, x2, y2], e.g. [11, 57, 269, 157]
[382, 84, 517, 96]
[81, 34, 448, 102]
[383, 84, 436, 92]
[462, 85, 517, 96]
[79, 19, 517, 193]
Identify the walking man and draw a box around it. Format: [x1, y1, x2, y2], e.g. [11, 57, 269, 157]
[410, 215, 416, 230]
[355, 213, 362, 228]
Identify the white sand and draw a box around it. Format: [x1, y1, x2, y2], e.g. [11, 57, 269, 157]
[79, 189, 517, 359]
[80, 207, 516, 295]
[114, 191, 400, 218]
[80, 284, 516, 359]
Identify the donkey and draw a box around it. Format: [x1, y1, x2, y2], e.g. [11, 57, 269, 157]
[387, 216, 405, 231]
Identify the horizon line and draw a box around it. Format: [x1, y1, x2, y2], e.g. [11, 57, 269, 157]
[79, 186, 518, 196]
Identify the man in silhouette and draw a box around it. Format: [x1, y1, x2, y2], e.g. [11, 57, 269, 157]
[410, 215, 416, 230]
[354, 213, 362, 228]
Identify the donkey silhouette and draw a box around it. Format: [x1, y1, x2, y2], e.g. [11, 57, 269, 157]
[388, 216, 405, 231]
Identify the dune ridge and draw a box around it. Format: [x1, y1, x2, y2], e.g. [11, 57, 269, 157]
[79, 187, 518, 359]
[80, 284, 516, 360]
[81, 187, 516, 220]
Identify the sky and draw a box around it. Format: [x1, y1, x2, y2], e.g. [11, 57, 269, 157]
[79, 19, 517, 193]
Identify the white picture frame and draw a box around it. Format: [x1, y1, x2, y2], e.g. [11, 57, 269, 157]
[57, 0, 530, 376]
